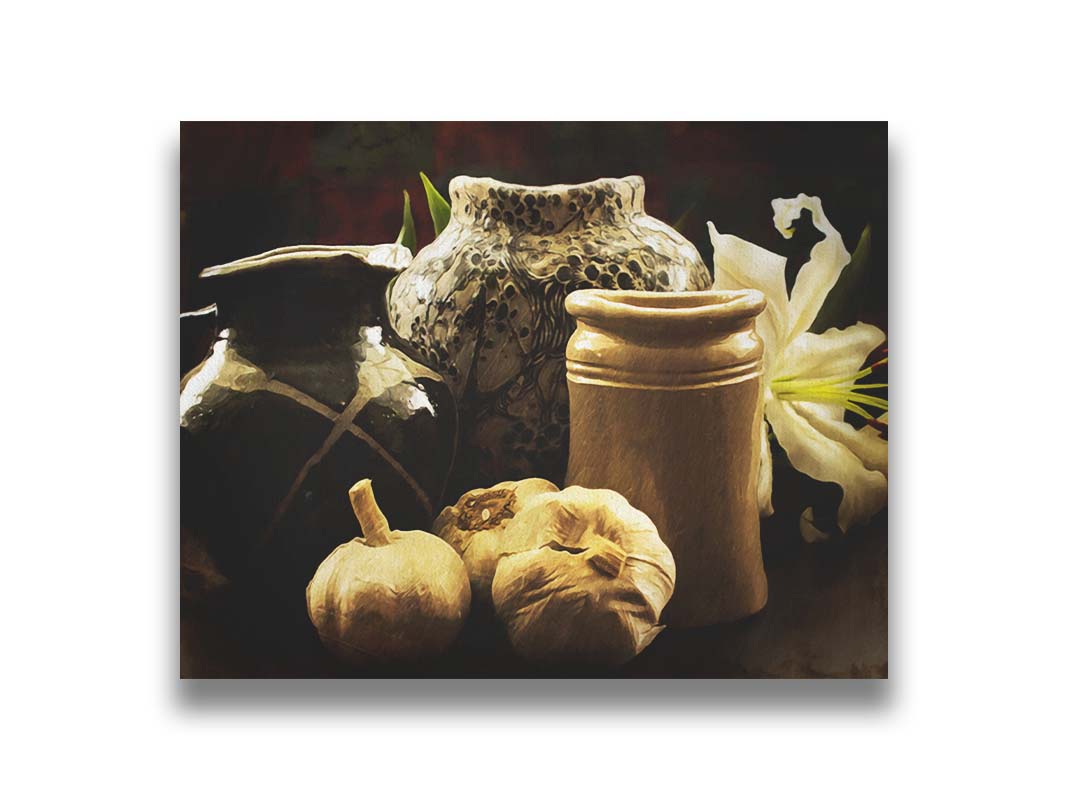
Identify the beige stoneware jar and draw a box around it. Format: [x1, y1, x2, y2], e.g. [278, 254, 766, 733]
[564, 289, 768, 627]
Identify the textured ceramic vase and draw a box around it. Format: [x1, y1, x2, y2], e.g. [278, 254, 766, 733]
[180, 244, 457, 605]
[387, 175, 711, 491]
[564, 289, 768, 627]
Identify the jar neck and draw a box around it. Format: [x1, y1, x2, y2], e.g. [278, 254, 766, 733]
[565, 289, 767, 388]
[199, 244, 409, 359]
[212, 267, 391, 358]
[448, 175, 646, 235]
[566, 289, 766, 340]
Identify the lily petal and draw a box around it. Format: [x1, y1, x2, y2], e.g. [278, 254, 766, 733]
[793, 399, 849, 424]
[765, 397, 888, 533]
[771, 195, 851, 344]
[779, 323, 886, 381]
[795, 403, 889, 475]
[757, 418, 774, 517]
[864, 411, 889, 434]
[708, 220, 789, 368]
[799, 507, 831, 543]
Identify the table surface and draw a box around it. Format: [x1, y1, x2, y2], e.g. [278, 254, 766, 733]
[180, 509, 888, 679]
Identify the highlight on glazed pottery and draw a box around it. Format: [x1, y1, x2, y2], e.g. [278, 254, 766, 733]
[387, 175, 712, 491]
[564, 289, 769, 627]
[180, 244, 457, 613]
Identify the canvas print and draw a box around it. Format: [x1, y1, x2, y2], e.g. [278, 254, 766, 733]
[180, 121, 888, 677]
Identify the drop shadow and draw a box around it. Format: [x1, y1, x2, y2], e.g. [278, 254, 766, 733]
[169, 135, 182, 686]
[174, 674, 891, 716]
[169, 127, 898, 716]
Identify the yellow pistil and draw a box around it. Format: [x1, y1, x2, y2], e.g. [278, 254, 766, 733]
[771, 359, 888, 419]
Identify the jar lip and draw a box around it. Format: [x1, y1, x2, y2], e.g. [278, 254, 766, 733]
[450, 174, 643, 196]
[199, 243, 412, 280]
[566, 289, 766, 331]
[449, 175, 645, 214]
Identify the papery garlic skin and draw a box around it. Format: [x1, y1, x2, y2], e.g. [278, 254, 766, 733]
[491, 486, 675, 667]
[433, 478, 559, 601]
[306, 480, 470, 665]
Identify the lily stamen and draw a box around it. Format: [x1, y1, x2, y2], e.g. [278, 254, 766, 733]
[771, 355, 888, 421]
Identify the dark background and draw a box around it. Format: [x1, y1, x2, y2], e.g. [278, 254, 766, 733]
[180, 121, 887, 334]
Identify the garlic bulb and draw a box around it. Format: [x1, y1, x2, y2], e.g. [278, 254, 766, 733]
[433, 478, 558, 601]
[491, 486, 676, 667]
[306, 479, 470, 665]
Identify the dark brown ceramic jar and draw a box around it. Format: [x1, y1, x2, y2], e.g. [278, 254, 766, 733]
[180, 244, 457, 607]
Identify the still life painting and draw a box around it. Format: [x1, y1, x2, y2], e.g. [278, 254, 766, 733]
[180, 121, 888, 678]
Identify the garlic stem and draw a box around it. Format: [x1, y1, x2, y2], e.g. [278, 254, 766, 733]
[587, 537, 627, 578]
[348, 479, 392, 547]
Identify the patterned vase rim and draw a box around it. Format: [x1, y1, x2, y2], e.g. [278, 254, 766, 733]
[565, 288, 766, 333]
[200, 243, 412, 280]
[448, 175, 648, 231]
[450, 174, 643, 195]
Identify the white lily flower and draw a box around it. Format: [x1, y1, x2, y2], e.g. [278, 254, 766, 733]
[708, 194, 888, 541]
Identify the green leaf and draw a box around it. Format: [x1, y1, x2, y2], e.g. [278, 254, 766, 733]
[671, 203, 696, 234]
[420, 171, 451, 236]
[810, 224, 874, 334]
[396, 189, 417, 252]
